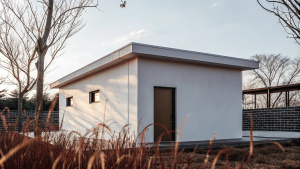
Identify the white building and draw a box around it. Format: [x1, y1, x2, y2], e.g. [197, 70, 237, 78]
[50, 43, 259, 142]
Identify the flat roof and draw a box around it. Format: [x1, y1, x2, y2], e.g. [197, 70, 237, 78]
[50, 42, 259, 88]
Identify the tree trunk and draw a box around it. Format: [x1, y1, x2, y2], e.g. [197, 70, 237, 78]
[17, 93, 23, 132]
[34, 0, 53, 137]
[35, 52, 45, 136]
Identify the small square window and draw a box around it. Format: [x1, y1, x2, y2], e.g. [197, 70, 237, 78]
[89, 90, 100, 103]
[66, 97, 73, 107]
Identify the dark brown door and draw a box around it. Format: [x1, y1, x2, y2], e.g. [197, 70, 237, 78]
[154, 87, 175, 142]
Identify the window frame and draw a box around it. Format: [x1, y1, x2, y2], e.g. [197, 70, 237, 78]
[66, 96, 73, 107]
[89, 90, 100, 104]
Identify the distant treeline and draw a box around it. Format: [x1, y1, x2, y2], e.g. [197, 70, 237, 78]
[0, 93, 59, 111]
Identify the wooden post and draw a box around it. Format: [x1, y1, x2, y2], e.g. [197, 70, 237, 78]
[285, 91, 288, 107]
[267, 88, 270, 108]
[287, 91, 290, 107]
[254, 94, 257, 109]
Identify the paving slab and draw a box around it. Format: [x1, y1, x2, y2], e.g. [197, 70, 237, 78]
[148, 137, 292, 151]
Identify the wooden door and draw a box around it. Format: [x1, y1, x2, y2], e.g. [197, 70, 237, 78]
[154, 87, 175, 142]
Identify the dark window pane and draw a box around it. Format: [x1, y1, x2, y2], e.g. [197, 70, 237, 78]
[66, 97, 73, 107]
[89, 90, 99, 103]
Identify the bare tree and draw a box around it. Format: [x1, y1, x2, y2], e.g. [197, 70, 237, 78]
[0, 0, 99, 133]
[245, 54, 300, 107]
[257, 0, 300, 45]
[0, 76, 4, 84]
[0, 6, 37, 131]
[0, 90, 5, 99]
[32, 0, 99, 135]
[0, 77, 6, 99]
[0, 0, 126, 134]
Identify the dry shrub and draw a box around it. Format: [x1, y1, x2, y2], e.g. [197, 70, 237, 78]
[0, 108, 298, 169]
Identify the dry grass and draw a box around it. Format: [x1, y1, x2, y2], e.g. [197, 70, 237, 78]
[173, 140, 300, 169]
[0, 108, 299, 169]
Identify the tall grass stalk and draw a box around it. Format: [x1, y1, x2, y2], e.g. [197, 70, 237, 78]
[0, 103, 288, 168]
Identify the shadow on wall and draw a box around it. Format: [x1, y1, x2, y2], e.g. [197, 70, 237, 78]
[60, 74, 137, 137]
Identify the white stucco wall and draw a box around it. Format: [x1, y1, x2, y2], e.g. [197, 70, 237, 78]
[58, 56, 244, 142]
[59, 58, 138, 137]
[137, 57, 243, 142]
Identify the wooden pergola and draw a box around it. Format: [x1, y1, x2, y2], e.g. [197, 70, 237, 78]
[243, 83, 300, 108]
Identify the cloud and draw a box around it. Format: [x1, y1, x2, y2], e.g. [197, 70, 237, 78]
[212, 2, 218, 7]
[102, 29, 151, 46]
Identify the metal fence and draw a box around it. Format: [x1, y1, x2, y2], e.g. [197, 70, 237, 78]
[0, 110, 59, 132]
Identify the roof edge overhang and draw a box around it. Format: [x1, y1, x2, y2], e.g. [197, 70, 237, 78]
[50, 42, 259, 88]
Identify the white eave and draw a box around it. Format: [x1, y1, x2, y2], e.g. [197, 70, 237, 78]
[50, 42, 259, 88]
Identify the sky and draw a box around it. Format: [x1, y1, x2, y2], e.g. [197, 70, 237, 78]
[1, 0, 300, 95]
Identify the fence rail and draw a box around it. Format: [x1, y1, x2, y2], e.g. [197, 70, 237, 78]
[0, 110, 59, 132]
